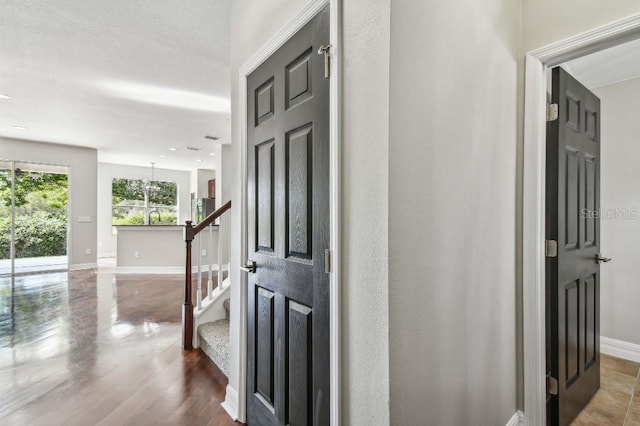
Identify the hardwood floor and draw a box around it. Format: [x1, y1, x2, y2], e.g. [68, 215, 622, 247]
[0, 268, 239, 425]
[571, 354, 640, 425]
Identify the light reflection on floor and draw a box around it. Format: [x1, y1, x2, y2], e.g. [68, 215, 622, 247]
[0, 255, 68, 276]
[0, 268, 184, 420]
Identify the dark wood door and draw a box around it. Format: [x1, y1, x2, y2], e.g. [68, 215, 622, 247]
[546, 67, 602, 426]
[246, 6, 330, 426]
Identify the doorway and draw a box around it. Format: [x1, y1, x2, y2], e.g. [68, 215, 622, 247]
[523, 14, 640, 426]
[234, 0, 341, 423]
[245, 5, 330, 424]
[0, 160, 69, 275]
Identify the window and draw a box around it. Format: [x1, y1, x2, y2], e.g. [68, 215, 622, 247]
[112, 178, 178, 226]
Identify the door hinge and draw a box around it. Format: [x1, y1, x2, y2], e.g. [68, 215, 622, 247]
[547, 103, 559, 122]
[324, 249, 331, 274]
[545, 240, 558, 258]
[547, 374, 559, 396]
[318, 44, 332, 79]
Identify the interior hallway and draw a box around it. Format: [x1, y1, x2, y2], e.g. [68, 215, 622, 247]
[0, 267, 237, 425]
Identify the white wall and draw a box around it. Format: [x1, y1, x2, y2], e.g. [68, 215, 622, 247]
[227, 0, 391, 424]
[0, 137, 97, 267]
[97, 162, 191, 257]
[594, 77, 640, 346]
[388, 0, 519, 424]
[521, 0, 640, 53]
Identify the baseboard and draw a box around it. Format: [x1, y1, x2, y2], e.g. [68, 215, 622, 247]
[221, 384, 239, 421]
[115, 264, 226, 274]
[506, 410, 525, 426]
[97, 252, 116, 259]
[601, 336, 640, 363]
[69, 262, 98, 271]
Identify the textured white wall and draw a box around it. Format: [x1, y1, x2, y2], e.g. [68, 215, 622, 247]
[227, 0, 390, 424]
[340, 1, 390, 423]
[389, 0, 519, 424]
[521, 0, 640, 52]
[594, 77, 640, 346]
[0, 137, 98, 267]
[96, 162, 192, 257]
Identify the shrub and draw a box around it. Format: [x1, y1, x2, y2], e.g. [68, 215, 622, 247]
[0, 212, 67, 258]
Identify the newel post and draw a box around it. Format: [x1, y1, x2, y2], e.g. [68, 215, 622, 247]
[183, 220, 195, 350]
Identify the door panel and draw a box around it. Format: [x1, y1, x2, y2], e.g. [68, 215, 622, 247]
[547, 67, 601, 426]
[246, 6, 330, 426]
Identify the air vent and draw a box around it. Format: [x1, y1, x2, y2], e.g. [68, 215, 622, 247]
[186, 146, 201, 151]
[204, 135, 220, 141]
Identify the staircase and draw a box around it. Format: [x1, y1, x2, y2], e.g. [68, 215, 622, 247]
[197, 298, 230, 377]
[182, 200, 232, 378]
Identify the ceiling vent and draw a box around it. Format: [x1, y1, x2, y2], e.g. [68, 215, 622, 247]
[204, 135, 220, 140]
[186, 146, 201, 151]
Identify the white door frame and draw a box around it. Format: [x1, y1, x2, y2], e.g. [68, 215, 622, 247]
[522, 13, 640, 425]
[235, 0, 341, 423]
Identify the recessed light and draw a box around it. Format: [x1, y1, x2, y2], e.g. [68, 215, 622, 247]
[159, 155, 166, 158]
[13, 126, 27, 130]
[196, 159, 203, 163]
[168, 147, 177, 151]
[209, 152, 216, 156]
[0, 94, 10, 100]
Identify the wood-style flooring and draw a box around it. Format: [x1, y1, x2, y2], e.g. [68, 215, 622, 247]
[0, 268, 239, 425]
[572, 353, 640, 425]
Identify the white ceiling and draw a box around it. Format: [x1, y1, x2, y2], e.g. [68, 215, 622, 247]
[564, 37, 640, 89]
[0, 0, 230, 171]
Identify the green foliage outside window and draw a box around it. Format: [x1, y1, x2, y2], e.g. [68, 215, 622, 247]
[111, 178, 178, 226]
[0, 170, 68, 259]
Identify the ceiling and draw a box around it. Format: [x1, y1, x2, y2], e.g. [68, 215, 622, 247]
[564, 37, 640, 89]
[0, 0, 230, 171]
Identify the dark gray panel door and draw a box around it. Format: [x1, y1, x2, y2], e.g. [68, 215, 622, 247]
[246, 6, 330, 426]
[546, 67, 602, 426]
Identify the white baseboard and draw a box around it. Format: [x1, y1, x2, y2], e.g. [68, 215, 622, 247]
[601, 336, 640, 363]
[221, 384, 239, 421]
[97, 252, 116, 259]
[506, 410, 525, 426]
[69, 262, 98, 271]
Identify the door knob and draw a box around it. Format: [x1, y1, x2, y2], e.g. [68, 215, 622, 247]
[240, 260, 256, 273]
[595, 254, 612, 264]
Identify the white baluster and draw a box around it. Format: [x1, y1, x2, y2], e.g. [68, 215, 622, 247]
[196, 234, 202, 310]
[218, 220, 224, 288]
[207, 224, 213, 300]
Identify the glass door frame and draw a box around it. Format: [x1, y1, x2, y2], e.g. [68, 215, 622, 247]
[0, 159, 70, 275]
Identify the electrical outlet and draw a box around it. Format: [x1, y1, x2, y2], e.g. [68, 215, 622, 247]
[85, 248, 91, 255]
[135, 251, 140, 258]
[201, 249, 207, 257]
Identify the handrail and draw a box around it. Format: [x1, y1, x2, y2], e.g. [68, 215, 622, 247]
[192, 200, 231, 236]
[182, 200, 231, 350]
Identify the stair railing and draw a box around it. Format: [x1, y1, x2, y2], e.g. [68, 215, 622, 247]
[183, 200, 231, 350]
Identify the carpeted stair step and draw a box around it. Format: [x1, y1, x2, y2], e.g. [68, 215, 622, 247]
[198, 319, 229, 377]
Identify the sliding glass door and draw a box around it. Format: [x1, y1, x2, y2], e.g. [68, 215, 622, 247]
[0, 162, 12, 275]
[0, 161, 69, 275]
